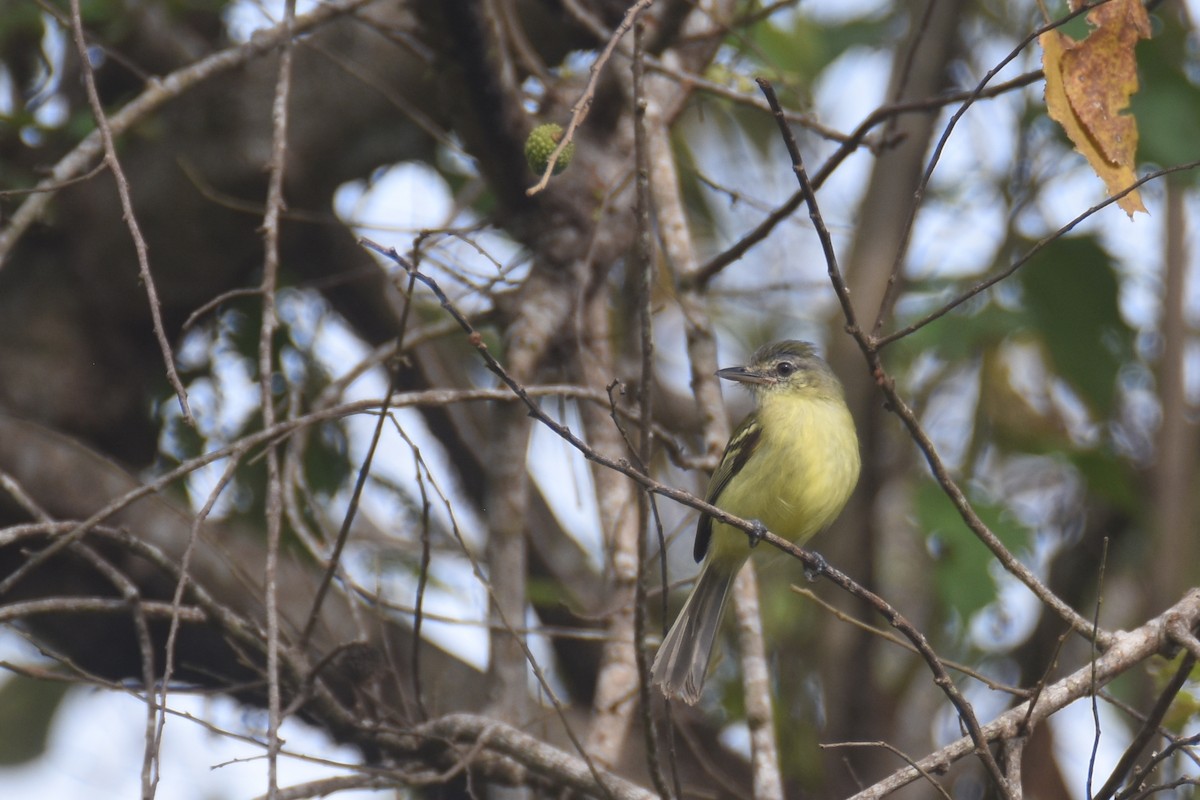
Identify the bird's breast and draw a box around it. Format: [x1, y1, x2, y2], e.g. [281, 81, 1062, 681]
[713, 395, 860, 547]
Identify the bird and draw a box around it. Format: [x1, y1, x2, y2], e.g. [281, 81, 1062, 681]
[651, 340, 861, 704]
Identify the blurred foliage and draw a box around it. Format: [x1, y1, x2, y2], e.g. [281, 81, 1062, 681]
[918, 480, 1031, 623]
[306, 421, 352, 498]
[1019, 235, 1132, 419]
[738, 10, 890, 95]
[1071, 450, 1139, 515]
[893, 295, 1017, 363]
[1157, 653, 1200, 731]
[1130, 11, 1200, 178]
[0, 676, 69, 766]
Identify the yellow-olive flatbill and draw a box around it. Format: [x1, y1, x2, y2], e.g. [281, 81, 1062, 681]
[651, 341, 860, 704]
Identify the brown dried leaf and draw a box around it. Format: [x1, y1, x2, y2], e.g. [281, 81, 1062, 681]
[1041, 0, 1152, 216]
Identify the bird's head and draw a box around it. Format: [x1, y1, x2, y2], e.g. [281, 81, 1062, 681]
[716, 340, 844, 400]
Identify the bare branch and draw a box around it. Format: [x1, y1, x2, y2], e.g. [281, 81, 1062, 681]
[417, 713, 657, 800]
[66, 0, 192, 426]
[849, 590, 1200, 799]
[0, 0, 379, 269]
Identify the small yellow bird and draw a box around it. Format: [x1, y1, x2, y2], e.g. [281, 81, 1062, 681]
[651, 340, 860, 704]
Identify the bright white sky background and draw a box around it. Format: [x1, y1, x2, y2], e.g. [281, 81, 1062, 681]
[2, 0, 1199, 797]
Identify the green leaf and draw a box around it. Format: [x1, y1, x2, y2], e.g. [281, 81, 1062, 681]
[305, 420, 351, 497]
[918, 481, 1030, 620]
[1129, 13, 1200, 176]
[0, 676, 70, 765]
[1019, 236, 1132, 418]
[1071, 449, 1138, 513]
[892, 291, 1022, 363]
[736, 11, 891, 95]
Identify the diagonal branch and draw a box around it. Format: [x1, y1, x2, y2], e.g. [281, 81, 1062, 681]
[66, 0, 192, 425]
[849, 590, 1200, 800]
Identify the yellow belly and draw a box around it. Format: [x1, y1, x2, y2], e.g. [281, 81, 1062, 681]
[708, 394, 860, 561]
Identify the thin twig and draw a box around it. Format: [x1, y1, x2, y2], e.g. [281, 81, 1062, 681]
[0, 384, 687, 603]
[1088, 538, 1111, 800]
[67, 0, 192, 426]
[258, 3, 298, 795]
[418, 714, 657, 800]
[1020, 627, 1072, 733]
[1093, 651, 1198, 800]
[790, 586, 1030, 696]
[526, 0, 655, 195]
[873, 159, 1200, 349]
[0, 470, 52, 521]
[156, 449, 245, 791]
[298, 348, 398, 650]
[685, 72, 1042, 290]
[399, 421, 433, 721]
[0, 161, 108, 197]
[0, 597, 207, 623]
[1096, 687, 1200, 773]
[823, 741, 953, 800]
[182, 287, 264, 331]
[630, 19, 673, 800]
[1116, 733, 1200, 800]
[69, 541, 161, 798]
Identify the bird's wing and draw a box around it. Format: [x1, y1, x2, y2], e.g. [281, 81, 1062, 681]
[693, 413, 763, 562]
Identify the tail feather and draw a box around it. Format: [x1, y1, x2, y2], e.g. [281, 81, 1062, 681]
[650, 560, 739, 704]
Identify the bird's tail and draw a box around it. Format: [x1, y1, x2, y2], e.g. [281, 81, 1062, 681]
[650, 559, 739, 704]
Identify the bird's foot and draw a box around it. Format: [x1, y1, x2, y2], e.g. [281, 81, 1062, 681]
[748, 521, 768, 548]
[803, 551, 829, 582]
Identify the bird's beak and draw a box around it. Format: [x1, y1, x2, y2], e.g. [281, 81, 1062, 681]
[716, 365, 772, 386]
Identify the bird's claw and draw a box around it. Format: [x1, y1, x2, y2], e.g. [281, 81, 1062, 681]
[748, 521, 768, 548]
[803, 551, 829, 582]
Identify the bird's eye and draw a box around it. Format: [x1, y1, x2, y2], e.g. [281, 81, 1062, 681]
[775, 361, 796, 377]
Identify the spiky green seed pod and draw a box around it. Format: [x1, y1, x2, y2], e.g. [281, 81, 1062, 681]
[525, 123, 574, 175]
